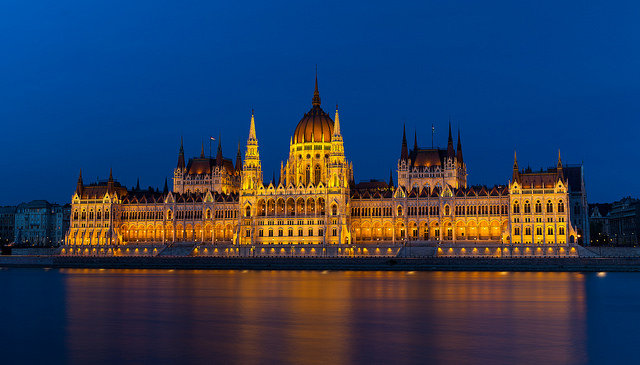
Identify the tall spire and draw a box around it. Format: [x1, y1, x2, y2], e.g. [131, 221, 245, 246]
[413, 129, 418, 151]
[235, 141, 242, 172]
[216, 133, 223, 167]
[107, 167, 114, 193]
[312, 69, 321, 107]
[333, 104, 341, 137]
[248, 109, 257, 142]
[446, 118, 455, 159]
[163, 177, 168, 194]
[136, 177, 140, 191]
[401, 124, 408, 161]
[76, 169, 83, 195]
[456, 128, 464, 164]
[557, 149, 564, 181]
[177, 136, 185, 170]
[389, 169, 394, 188]
[512, 151, 520, 183]
[200, 141, 205, 158]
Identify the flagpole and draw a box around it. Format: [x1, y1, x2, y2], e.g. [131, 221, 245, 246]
[431, 124, 434, 149]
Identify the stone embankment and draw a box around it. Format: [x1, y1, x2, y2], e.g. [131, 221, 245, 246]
[1, 255, 640, 272]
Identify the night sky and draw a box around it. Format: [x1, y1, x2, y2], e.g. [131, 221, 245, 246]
[1, 1, 638, 206]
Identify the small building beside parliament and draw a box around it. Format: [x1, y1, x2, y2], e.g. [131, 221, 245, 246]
[64, 78, 590, 257]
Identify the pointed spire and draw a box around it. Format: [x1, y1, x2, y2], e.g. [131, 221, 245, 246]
[235, 141, 242, 172]
[107, 167, 114, 193]
[401, 124, 408, 161]
[512, 151, 520, 183]
[163, 177, 169, 194]
[177, 136, 185, 170]
[413, 129, 418, 151]
[557, 149, 564, 181]
[333, 104, 341, 136]
[312, 69, 321, 107]
[248, 109, 257, 141]
[76, 169, 84, 195]
[200, 141, 205, 158]
[136, 177, 140, 191]
[216, 133, 223, 167]
[446, 118, 455, 159]
[456, 128, 464, 164]
[389, 169, 394, 188]
[272, 171, 276, 185]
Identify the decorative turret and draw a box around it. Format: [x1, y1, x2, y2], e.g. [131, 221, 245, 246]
[76, 169, 83, 196]
[389, 169, 394, 189]
[312, 73, 321, 107]
[456, 128, 464, 164]
[242, 109, 263, 190]
[446, 120, 455, 160]
[163, 177, 169, 194]
[176, 136, 185, 171]
[400, 124, 408, 161]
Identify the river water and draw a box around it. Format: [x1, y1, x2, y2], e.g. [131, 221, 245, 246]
[0, 268, 638, 365]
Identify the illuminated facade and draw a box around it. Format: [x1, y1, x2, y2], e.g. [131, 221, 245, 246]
[65, 77, 589, 255]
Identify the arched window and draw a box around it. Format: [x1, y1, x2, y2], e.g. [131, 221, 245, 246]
[558, 200, 565, 213]
[305, 165, 311, 185]
[546, 200, 553, 213]
[548, 227, 554, 235]
[206, 209, 211, 219]
[444, 205, 450, 215]
[535, 200, 542, 213]
[89, 210, 94, 220]
[513, 201, 520, 214]
[73, 210, 78, 220]
[314, 165, 321, 186]
[332, 204, 338, 216]
[245, 206, 251, 217]
[167, 210, 172, 220]
[397, 206, 403, 216]
[524, 201, 531, 214]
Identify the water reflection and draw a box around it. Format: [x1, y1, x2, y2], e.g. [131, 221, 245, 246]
[60, 270, 587, 365]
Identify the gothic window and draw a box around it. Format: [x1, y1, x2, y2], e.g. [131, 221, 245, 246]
[535, 201, 542, 214]
[206, 209, 211, 219]
[514, 227, 521, 235]
[73, 210, 78, 220]
[278, 228, 283, 237]
[332, 228, 337, 236]
[89, 210, 94, 220]
[332, 205, 338, 216]
[536, 227, 543, 235]
[245, 206, 251, 217]
[546, 200, 553, 213]
[525, 227, 531, 235]
[97, 210, 102, 220]
[548, 227, 554, 236]
[559, 227, 565, 235]
[558, 200, 565, 213]
[269, 229, 273, 237]
[524, 201, 531, 214]
[259, 229, 263, 237]
[397, 206, 403, 216]
[314, 165, 321, 186]
[288, 228, 293, 237]
[308, 228, 313, 236]
[305, 165, 311, 185]
[444, 205, 450, 215]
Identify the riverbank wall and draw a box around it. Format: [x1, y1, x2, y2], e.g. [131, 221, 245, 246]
[1, 255, 640, 272]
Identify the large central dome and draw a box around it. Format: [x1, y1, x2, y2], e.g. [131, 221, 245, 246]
[293, 77, 334, 144]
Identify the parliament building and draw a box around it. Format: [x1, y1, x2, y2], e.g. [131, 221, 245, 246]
[64, 77, 590, 257]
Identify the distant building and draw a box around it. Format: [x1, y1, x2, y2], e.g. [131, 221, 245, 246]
[608, 197, 639, 246]
[14, 200, 70, 246]
[0, 206, 16, 244]
[589, 203, 612, 246]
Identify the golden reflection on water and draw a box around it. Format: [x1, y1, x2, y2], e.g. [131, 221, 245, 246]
[62, 270, 586, 365]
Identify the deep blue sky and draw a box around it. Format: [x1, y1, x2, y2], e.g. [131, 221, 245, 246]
[1, 1, 638, 206]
